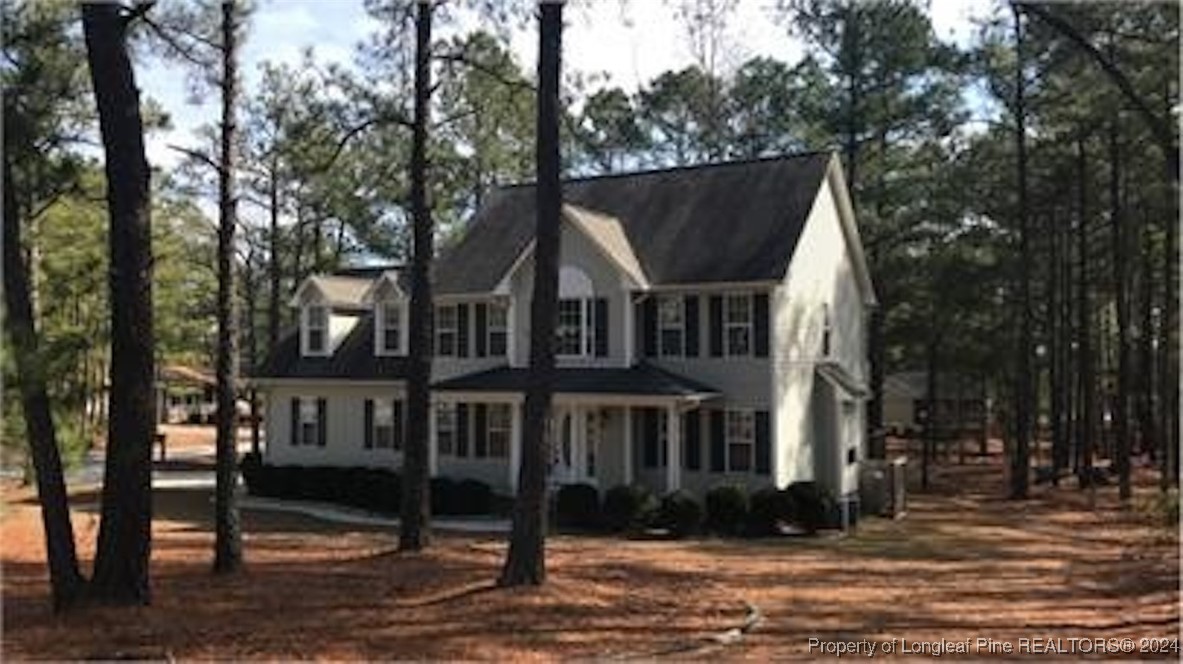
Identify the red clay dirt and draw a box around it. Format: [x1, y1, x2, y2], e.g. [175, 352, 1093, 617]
[2, 446, 1178, 660]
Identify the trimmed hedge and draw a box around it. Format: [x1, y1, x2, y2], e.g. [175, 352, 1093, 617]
[555, 483, 600, 529]
[746, 486, 793, 536]
[704, 485, 748, 536]
[657, 491, 702, 538]
[239, 454, 492, 517]
[784, 481, 836, 533]
[601, 484, 658, 533]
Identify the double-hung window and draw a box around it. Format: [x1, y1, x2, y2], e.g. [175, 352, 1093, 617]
[436, 305, 457, 356]
[724, 294, 752, 357]
[372, 401, 395, 449]
[726, 409, 755, 472]
[556, 298, 588, 357]
[487, 404, 510, 458]
[304, 305, 327, 355]
[298, 398, 320, 446]
[378, 302, 402, 355]
[487, 304, 508, 357]
[658, 295, 685, 357]
[436, 403, 457, 456]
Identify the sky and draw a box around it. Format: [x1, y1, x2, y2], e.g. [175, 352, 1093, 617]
[140, 0, 989, 170]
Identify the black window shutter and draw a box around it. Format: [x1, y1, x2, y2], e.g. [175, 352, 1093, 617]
[754, 293, 770, 358]
[709, 410, 725, 471]
[393, 399, 404, 449]
[364, 399, 374, 449]
[456, 403, 469, 457]
[474, 303, 488, 357]
[643, 408, 659, 468]
[642, 297, 657, 357]
[755, 410, 771, 474]
[457, 304, 470, 358]
[684, 295, 700, 357]
[316, 398, 327, 447]
[684, 411, 701, 470]
[474, 404, 488, 458]
[290, 397, 299, 446]
[709, 295, 723, 357]
[594, 298, 609, 357]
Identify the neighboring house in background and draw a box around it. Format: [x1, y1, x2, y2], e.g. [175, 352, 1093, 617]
[156, 365, 216, 424]
[252, 152, 876, 516]
[882, 371, 989, 437]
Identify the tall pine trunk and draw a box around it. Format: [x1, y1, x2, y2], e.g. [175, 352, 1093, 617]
[83, 2, 156, 605]
[1009, 3, 1031, 499]
[1049, 208, 1065, 485]
[1075, 135, 1095, 489]
[399, 0, 434, 552]
[214, 0, 243, 573]
[499, 0, 563, 588]
[267, 165, 281, 350]
[3, 157, 85, 611]
[1108, 120, 1131, 502]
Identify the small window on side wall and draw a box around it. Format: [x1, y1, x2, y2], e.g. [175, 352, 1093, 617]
[822, 303, 832, 358]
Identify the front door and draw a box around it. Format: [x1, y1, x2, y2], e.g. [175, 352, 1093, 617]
[550, 407, 576, 484]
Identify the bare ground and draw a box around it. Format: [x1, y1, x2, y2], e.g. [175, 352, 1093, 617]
[1, 446, 1177, 660]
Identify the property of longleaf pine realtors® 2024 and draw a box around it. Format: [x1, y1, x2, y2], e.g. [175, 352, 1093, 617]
[806, 637, 1160, 657]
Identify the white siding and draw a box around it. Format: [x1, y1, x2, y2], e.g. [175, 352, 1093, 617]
[772, 174, 869, 492]
[510, 222, 630, 368]
[265, 384, 405, 470]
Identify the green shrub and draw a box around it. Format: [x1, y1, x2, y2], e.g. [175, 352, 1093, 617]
[784, 481, 836, 532]
[704, 485, 748, 536]
[430, 476, 458, 515]
[601, 484, 658, 532]
[239, 452, 264, 494]
[555, 483, 601, 530]
[453, 478, 493, 515]
[747, 486, 795, 536]
[657, 490, 702, 538]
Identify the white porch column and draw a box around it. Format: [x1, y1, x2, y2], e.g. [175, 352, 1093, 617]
[623, 296, 635, 366]
[428, 399, 439, 476]
[573, 406, 587, 481]
[509, 400, 522, 492]
[666, 404, 682, 492]
[622, 406, 634, 485]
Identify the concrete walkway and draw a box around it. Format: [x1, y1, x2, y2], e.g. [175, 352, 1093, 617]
[239, 495, 511, 533]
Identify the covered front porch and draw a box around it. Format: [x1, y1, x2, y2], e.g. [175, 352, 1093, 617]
[431, 364, 720, 495]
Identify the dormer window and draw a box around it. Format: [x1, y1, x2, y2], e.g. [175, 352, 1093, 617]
[436, 305, 458, 356]
[376, 301, 403, 355]
[304, 305, 328, 355]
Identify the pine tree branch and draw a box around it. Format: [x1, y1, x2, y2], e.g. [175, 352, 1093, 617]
[1014, 1, 1178, 179]
[169, 144, 221, 173]
[121, 1, 156, 26]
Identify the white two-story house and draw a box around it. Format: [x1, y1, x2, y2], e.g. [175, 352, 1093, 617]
[252, 152, 876, 511]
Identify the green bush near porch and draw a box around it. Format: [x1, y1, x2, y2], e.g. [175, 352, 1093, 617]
[704, 485, 748, 536]
[601, 484, 658, 532]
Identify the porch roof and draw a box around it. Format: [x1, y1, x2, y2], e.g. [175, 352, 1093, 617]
[432, 363, 720, 399]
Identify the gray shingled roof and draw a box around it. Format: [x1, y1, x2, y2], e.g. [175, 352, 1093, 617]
[432, 363, 720, 397]
[434, 153, 834, 295]
[254, 316, 409, 380]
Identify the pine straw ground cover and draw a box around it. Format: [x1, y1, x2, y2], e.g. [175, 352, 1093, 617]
[2, 450, 1178, 660]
